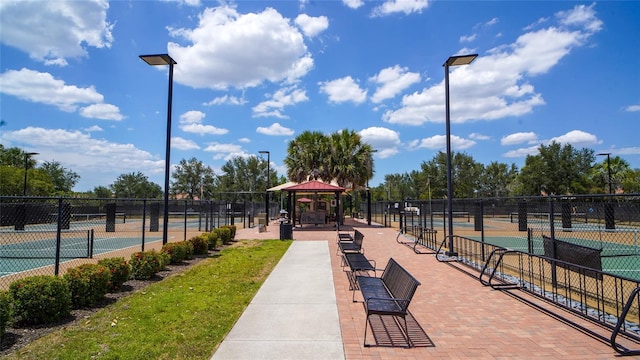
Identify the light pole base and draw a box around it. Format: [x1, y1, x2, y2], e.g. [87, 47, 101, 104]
[445, 251, 458, 257]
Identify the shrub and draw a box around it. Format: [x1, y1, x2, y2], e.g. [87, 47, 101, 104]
[64, 263, 111, 309]
[216, 227, 232, 245]
[220, 224, 236, 239]
[204, 232, 220, 250]
[98, 257, 131, 292]
[182, 240, 195, 260]
[130, 251, 162, 280]
[188, 235, 209, 255]
[0, 291, 10, 343]
[162, 242, 188, 264]
[9, 275, 71, 326]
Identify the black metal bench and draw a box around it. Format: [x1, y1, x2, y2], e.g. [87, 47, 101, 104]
[356, 258, 421, 347]
[338, 229, 364, 254]
[341, 252, 377, 300]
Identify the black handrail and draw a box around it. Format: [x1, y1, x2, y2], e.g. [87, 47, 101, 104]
[611, 286, 640, 356]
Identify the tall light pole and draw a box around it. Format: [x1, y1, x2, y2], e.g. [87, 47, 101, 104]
[259, 150, 270, 225]
[23, 152, 39, 196]
[444, 53, 477, 256]
[597, 152, 612, 194]
[139, 54, 176, 245]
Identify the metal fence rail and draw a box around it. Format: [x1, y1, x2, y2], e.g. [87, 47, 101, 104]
[0, 196, 271, 289]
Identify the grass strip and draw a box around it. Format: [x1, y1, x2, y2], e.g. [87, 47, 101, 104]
[7, 239, 290, 360]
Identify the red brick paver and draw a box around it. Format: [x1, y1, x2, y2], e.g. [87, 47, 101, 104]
[235, 220, 630, 359]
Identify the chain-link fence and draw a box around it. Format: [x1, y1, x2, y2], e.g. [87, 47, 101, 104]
[0, 196, 274, 289]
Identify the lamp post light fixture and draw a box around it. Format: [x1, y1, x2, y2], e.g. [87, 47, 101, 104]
[443, 53, 477, 256]
[597, 152, 613, 194]
[23, 152, 39, 196]
[259, 150, 270, 225]
[139, 53, 176, 245]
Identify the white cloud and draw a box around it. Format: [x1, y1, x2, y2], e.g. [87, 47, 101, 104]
[84, 125, 103, 132]
[253, 86, 308, 118]
[172, 137, 200, 150]
[0, 0, 113, 66]
[162, 0, 201, 7]
[203, 95, 247, 106]
[469, 133, 491, 141]
[369, 65, 421, 103]
[625, 104, 640, 112]
[343, 0, 364, 9]
[238, 137, 251, 143]
[414, 134, 476, 151]
[460, 34, 477, 43]
[295, 14, 329, 37]
[168, 5, 313, 89]
[203, 142, 248, 160]
[501, 132, 538, 145]
[177, 110, 227, 135]
[371, 0, 430, 17]
[179, 110, 206, 124]
[80, 104, 124, 121]
[0, 68, 125, 121]
[502, 130, 601, 159]
[549, 129, 601, 147]
[0, 127, 164, 187]
[319, 76, 367, 104]
[359, 127, 401, 158]
[256, 122, 295, 136]
[181, 123, 228, 135]
[382, 4, 602, 126]
[503, 145, 539, 158]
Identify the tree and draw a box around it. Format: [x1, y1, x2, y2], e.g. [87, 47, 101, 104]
[219, 156, 264, 196]
[39, 161, 80, 194]
[0, 145, 31, 168]
[92, 186, 113, 199]
[285, 129, 374, 190]
[111, 172, 162, 198]
[590, 156, 637, 194]
[328, 129, 374, 189]
[516, 142, 595, 195]
[285, 130, 331, 183]
[171, 157, 216, 199]
[479, 161, 519, 197]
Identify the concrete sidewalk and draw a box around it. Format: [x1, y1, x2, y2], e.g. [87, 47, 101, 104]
[211, 240, 344, 360]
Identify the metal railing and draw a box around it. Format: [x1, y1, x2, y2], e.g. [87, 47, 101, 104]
[379, 194, 640, 354]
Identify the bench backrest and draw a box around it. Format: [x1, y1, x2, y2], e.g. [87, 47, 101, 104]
[381, 258, 421, 311]
[354, 230, 364, 247]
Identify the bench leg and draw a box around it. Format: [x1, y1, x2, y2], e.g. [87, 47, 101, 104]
[363, 314, 370, 347]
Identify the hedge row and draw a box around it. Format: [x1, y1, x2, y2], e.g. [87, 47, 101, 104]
[0, 227, 236, 341]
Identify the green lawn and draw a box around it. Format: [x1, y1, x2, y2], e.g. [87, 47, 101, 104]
[6, 239, 291, 360]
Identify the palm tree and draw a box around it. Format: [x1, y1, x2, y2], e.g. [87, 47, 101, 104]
[328, 129, 374, 190]
[284, 131, 331, 183]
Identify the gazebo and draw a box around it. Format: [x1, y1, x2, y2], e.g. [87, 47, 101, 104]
[280, 180, 346, 227]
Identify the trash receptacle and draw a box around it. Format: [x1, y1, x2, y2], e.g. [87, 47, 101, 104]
[279, 222, 293, 240]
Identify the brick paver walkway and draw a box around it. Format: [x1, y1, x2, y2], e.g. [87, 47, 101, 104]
[235, 219, 629, 359]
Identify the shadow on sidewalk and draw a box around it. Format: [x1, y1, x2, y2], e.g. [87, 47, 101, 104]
[366, 311, 435, 348]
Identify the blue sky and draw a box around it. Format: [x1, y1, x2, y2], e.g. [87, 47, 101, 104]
[1, 0, 639, 192]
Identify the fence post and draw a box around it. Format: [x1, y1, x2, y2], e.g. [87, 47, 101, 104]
[518, 201, 527, 231]
[141, 199, 147, 252]
[150, 202, 159, 232]
[605, 202, 615, 230]
[54, 197, 63, 276]
[561, 201, 572, 230]
[106, 203, 116, 232]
